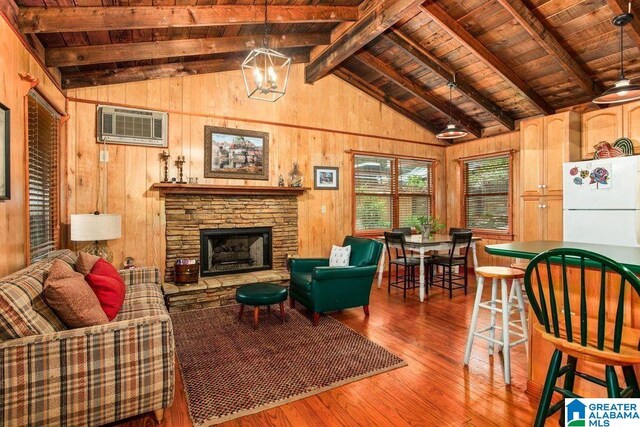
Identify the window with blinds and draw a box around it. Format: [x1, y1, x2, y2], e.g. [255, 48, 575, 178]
[27, 92, 60, 262]
[463, 155, 510, 232]
[354, 154, 433, 233]
[398, 158, 432, 227]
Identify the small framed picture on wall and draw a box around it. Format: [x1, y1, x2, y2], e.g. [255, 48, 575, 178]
[0, 103, 9, 200]
[314, 166, 339, 190]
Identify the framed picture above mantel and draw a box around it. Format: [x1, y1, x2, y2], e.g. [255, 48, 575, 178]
[204, 126, 269, 180]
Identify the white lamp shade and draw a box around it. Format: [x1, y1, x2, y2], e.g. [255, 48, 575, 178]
[70, 214, 122, 242]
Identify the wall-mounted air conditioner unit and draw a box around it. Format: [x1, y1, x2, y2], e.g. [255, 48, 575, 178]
[97, 105, 168, 147]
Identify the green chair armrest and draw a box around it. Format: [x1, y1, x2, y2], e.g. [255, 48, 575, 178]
[312, 265, 377, 281]
[290, 258, 330, 273]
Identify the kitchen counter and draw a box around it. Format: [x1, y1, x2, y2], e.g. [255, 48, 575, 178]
[485, 240, 640, 273]
[484, 239, 640, 397]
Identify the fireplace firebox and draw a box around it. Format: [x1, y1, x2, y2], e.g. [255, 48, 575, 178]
[199, 227, 272, 277]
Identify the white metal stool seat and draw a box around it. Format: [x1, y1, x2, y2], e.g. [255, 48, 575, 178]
[463, 266, 529, 385]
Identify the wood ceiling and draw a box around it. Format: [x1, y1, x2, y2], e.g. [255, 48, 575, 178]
[9, 0, 640, 139]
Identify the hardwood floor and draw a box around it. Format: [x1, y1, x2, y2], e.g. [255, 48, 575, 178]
[117, 279, 558, 426]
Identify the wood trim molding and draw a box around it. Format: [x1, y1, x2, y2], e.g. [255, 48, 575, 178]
[454, 149, 518, 163]
[345, 149, 441, 163]
[68, 96, 444, 148]
[151, 183, 310, 197]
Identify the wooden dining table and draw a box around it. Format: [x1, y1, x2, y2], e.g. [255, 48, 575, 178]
[376, 234, 482, 302]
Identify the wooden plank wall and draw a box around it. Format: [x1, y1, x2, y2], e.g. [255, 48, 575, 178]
[65, 64, 446, 270]
[444, 131, 521, 267]
[0, 16, 65, 277]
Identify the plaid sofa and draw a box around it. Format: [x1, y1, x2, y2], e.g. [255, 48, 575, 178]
[0, 250, 174, 426]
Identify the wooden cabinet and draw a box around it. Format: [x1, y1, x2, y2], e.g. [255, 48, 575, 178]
[581, 101, 640, 159]
[545, 197, 563, 241]
[521, 197, 544, 241]
[623, 101, 640, 154]
[520, 117, 544, 197]
[521, 196, 563, 241]
[520, 112, 580, 242]
[544, 113, 581, 196]
[520, 111, 581, 197]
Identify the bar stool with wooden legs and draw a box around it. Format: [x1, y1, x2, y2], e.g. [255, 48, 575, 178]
[524, 249, 640, 427]
[463, 266, 529, 385]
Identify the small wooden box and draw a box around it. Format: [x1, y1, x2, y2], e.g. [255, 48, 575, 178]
[175, 262, 200, 285]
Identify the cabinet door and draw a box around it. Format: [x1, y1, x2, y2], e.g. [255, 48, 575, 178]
[581, 106, 623, 159]
[521, 197, 544, 241]
[622, 101, 640, 154]
[544, 113, 580, 196]
[543, 197, 563, 241]
[520, 117, 544, 196]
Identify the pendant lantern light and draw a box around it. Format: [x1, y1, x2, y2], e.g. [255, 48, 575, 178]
[593, 2, 640, 104]
[241, 0, 291, 102]
[436, 79, 467, 140]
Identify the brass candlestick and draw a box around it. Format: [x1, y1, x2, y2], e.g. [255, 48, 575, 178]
[160, 150, 170, 182]
[175, 155, 186, 184]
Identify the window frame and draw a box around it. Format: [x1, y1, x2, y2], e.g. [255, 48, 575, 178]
[25, 89, 63, 264]
[351, 151, 436, 237]
[461, 152, 513, 240]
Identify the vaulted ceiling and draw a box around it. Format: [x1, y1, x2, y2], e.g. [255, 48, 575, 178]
[10, 0, 640, 139]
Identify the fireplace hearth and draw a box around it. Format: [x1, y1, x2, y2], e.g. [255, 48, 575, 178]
[200, 227, 272, 277]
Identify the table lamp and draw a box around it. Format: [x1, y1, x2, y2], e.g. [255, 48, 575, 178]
[70, 212, 122, 262]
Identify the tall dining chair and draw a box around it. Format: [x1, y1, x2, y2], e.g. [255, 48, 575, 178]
[427, 231, 472, 298]
[393, 227, 413, 235]
[525, 248, 640, 427]
[384, 232, 420, 299]
[449, 227, 471, 235]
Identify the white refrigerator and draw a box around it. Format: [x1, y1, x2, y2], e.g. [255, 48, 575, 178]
[563, 156, 640, 247]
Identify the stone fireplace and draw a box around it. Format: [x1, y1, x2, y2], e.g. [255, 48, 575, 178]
[154, 184, 304, 312]
[200, 227, 272, 276]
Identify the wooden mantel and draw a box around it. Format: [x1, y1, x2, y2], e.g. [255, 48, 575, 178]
[151, 183, 310, 197]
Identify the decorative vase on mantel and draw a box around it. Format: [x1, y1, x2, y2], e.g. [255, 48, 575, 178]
[288, 163, 304, 188]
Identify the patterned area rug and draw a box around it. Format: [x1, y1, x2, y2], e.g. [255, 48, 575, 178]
[171, 305, 407, 426]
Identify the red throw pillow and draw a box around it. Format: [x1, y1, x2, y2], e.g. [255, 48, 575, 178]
[85, 258, 126, 320]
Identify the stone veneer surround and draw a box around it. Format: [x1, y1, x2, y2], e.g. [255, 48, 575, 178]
[161, 193, 298, 311]
[164, 194, 298, 282]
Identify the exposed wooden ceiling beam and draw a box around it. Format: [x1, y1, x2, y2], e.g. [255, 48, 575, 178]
[19, 5, 359, 34]
[495, 0, 601, 97]
[333, 66, 442, 136]
[353, 50, 482, 137]
[382, 30, 515, 130]
[305, 0, 424, 83]
[46, 32, 329, 67]
[606, 0, 640, 48]
[61, 51, 311, 89]
[420, 0, 554, 115]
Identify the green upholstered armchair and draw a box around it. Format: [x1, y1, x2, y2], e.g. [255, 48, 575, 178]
[289, 236, 384, 326]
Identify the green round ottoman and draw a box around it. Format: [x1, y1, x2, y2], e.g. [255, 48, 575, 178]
[235, 283, 288, 328]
